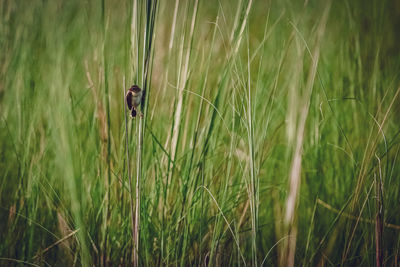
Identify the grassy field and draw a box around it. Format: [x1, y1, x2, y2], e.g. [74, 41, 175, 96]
[1, 0, 400, 266]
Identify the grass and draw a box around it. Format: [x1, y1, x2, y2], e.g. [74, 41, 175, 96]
[1, 0, 400, 266]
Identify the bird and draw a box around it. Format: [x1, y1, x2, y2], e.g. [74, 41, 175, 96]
[126, 85, 143, 118]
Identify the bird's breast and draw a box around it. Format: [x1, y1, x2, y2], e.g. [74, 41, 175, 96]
[131, 92, 142, 107]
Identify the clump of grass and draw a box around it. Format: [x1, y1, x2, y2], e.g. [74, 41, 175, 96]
[1, 0, 400, 266]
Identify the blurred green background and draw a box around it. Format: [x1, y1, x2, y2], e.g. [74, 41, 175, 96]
[1, 0, 400, 266]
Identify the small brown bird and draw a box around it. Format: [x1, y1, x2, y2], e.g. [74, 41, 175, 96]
[126, 85, 143, 117]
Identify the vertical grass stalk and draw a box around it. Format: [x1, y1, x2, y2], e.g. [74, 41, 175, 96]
[283, 2, 331, 266]
[132, 1, 158, 266]
[123, 77, 136, 264]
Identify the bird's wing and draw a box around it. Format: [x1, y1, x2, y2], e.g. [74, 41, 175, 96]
[126, 91, 133, 110]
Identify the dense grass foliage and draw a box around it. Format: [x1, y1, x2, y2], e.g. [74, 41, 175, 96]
[1, 0, 400, 266]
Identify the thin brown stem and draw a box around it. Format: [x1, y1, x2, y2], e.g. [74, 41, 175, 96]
[123, 77, 136, 264]
[317, 199, 400, 230]
[134, 115, 143, 267]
